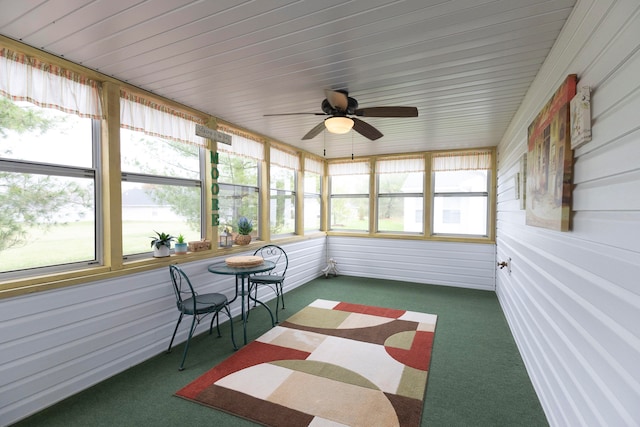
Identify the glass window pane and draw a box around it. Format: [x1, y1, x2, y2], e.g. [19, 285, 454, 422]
[0, 173, 95, 272]
[271, 165, 295, 191]
[379, 172, 423, 194]
[304, 172, 321, 194]
[217, 152, 259, 186]
[270, 190, 295, 235]
[304, 194, 321, 231]
[434, 170, 488, 192]
[331, 175, 369, 194]
[270, 165, 295, 236]
[330, 197, 369, 231]
[1, 99, 93, 167]
[377, 196, 423, 233]
[433, 196, 488, 235]
[122, 181, 201, 255]
[121, 129, 199, 179]
[218, 185, 259, 237]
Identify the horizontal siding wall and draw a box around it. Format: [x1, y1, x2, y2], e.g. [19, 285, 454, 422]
[0, 237, 326, 426]
[328, 236, 496, 291]
[496, 1, 640, 426]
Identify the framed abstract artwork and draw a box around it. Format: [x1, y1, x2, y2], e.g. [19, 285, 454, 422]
[526, 74, 576, 231]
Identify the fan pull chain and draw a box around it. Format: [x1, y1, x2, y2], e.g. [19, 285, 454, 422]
[323, 130, 326, 157]
[351, 131, 354, 160]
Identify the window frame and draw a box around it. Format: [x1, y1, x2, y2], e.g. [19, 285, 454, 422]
[269, 164, 297, 238]
[0, 111, 102, 279]
[303, 170, 322, 232]
[216, 151, 262, 242]
[328, 173, 370, 233]
[375, 167, 425, 235]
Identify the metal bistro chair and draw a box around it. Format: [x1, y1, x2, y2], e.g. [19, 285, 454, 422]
[248, 245, 288, 323]
[167, 265, 237, 371]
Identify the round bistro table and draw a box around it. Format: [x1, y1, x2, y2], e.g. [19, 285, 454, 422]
[207, 260, 276, 345]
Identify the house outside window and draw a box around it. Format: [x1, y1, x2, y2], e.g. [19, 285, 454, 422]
[119, 91, 207, 256]
[432, 151, 492, 236]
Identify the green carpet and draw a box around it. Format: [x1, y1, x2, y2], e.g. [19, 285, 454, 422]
[12, 276, 548, 426]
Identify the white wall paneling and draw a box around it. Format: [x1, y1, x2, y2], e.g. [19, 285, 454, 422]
[328, 236, 496, 291]
[496, 0, 640, 425]
[0, 237, 326, 426]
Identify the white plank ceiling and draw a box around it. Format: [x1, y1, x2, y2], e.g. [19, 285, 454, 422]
[0, 0, 576, 159]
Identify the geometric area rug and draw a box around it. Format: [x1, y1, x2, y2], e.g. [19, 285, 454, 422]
[176, 299, 438, 426]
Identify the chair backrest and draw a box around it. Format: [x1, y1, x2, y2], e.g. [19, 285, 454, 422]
[253, 245, 288, 277]
[169, 265, 196, 311]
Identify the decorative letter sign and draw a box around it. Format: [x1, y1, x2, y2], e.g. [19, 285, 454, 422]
[210, 151, 220, 226]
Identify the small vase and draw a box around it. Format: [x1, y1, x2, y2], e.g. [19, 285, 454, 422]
[234, 234, 251, 245]
[174, 243, 188, 254]
[153, 245, 171, 257]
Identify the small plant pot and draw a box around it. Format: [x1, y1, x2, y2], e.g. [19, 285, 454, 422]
[153, 245, 171, 258]
[234, 234, 252, 246]
[174, 243, 188, 255]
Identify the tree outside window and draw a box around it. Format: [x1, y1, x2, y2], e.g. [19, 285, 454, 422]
[0, 98, 96, 273]
[330, 173, 369, 232]
[270, 165, 295, 236]
[120, 128, 203, 256]
[217, 152, 259, 238]
[304, 171, 321, 232]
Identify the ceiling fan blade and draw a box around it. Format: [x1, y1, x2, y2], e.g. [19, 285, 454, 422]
[301, 121, 327, 140]
[324, 89, 348, 111]
[352, 117, 383, 141]
[354, 106, 418, 117]
[264, 112, 326, 116]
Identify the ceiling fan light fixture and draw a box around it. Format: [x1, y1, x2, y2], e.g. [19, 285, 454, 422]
[324, 116, 354, 134]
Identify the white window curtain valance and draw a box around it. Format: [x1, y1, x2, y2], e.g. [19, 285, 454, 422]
[270, 147, 299, 170]
[216, 133, 264, 161]
[0, 47, 102, 119]
[328, 161, 370, 176]
[432, 150, 492, 171]
[376, 156, 425, 174]
[304, 157, 324, 175]
[120, 90, 207, 147]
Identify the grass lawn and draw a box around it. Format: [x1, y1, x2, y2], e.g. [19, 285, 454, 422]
[0, 221, 193, 272]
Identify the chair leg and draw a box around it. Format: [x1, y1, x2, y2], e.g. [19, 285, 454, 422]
[225, 306, 238, 350]
[178, 316, 198, 371]
[215, 311, 222, 337]
[245, 283, 253, 321]
[279, 282, 285, 309]
[167, 313, 184, 353]
[209, 311, 220, 336]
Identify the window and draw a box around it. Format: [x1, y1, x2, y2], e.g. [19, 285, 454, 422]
[0, 47, 102, 276]
[270, 147, 298, 236]
[329, 161, 370, 232]
[119, 91, 207, 256]
[376, 156, 424, 233]
[216, 132, 262, 240]
[432, 151, 491, 236]
[304, 157, 323, 232]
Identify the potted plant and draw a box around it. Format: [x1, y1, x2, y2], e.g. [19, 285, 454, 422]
[234, 216, 253, 245]
[174, 234, 188, 255]
[150, 231, 174, 257]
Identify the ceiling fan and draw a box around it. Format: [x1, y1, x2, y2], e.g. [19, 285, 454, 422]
[264, 89, 418, 141]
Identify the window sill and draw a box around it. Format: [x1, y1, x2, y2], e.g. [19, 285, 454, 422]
[0, 233, 328, 300]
